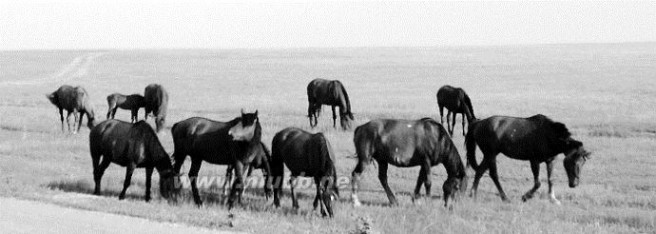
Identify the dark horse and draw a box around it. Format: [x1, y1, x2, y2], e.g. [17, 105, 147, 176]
[106, 93, 145, 122]
[351, 118, 468, 208]
[171, 110, 271, 208]
[144, 84, 168, 132]
[222, 141, 271, 196]
[307, 78, 354, 130]
[271, 127, 339, 217]
[466, 115, 591, 204]
[436, 85, 476, 136]
[47, 85, 96, 133]
[89, 120, 181, 201]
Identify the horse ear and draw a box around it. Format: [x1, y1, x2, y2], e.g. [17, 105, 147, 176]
[255, 110, 258, 116]
[241, 108, 244, 115]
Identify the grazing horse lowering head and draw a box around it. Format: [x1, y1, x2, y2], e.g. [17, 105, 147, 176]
[158, 170, 183, 200]
[228, 109, 259, 141]
[562, 139, 591, 188]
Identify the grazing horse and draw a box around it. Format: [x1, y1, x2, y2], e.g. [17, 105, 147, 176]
[466, 115, 591, 204]
[271, 127, 339, 217]
[222, 141, 271, 196]
[436, 85, 476, 136]
[351, 118, 468, 208]
[171, 110, 271, 208]
[89, 120, 181, 201]
[106, 93, 145, 122]
[46, 85, 96, 133]
[307, 78, 354, 130]
[144, 84, 169, 132]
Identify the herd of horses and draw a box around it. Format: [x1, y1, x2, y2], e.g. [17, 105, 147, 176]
[46, 78, 591, 217]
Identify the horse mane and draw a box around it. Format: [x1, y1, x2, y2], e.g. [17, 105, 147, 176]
[336, 81, 353, 118]
[463, 93, 475, 119]
[531, 114, 571, 140]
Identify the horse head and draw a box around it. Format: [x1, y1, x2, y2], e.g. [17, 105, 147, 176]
[158, 170, 182, 201]
[339, 112, 353, 130]
[563, 139, 591, 188]
[229, 109, 259, 141]
[46, 93, 57, 105]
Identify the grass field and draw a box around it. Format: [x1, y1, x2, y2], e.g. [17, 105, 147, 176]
[1, 43, 655, 233]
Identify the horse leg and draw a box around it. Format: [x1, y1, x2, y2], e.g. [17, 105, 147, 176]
[223, 165, 233, 196]
[145, 166, 153, 202]
[488, 157, 509, 201]
[351, 160, 368, 207]
[66, 111, 72, 133]
[131, 108, 138, 123]
[461, 113, 467, 136]
[377, 162, 398, 206]
[439, 105, 444, 124]
[451, 111, 457, 136]
[77, 112, 84, 133]
[412, 164, 428, 203]
[308, 102, 315, 127]
[521, 160, 541, 202]
[313, 177, 321, 210]
[188, 158, 203, 206]
[118, 163, 136, 200]
[290, 176, 299, 209]
[228, 162, 245, 209]
[331, 106, 337, 128]
[92, 154, 111, 195]
[470, 156, 491, 199]
[59, 108, 65, 132]
[546, 160, 561, 205]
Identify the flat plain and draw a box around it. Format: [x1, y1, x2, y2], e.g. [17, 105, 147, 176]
[0, 43, 655, 233]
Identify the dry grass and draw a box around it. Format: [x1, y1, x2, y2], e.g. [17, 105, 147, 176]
[1, 44, 655, 233]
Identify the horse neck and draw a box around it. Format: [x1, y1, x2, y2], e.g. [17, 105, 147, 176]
[462, 103, 475, 123]
[439, 138, 466, 178]
[148, 137, 173, 174]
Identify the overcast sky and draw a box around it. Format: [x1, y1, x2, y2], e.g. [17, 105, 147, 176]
[1, 1, 655, 50]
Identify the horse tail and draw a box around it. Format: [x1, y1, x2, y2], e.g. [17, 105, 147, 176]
[465, 123, 479, 171]
[338, 82, 353, 119]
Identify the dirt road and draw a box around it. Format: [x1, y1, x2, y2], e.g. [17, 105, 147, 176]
[0, 197, 241, 234]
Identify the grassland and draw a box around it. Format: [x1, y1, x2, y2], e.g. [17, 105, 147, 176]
[1, 43, 655, 233]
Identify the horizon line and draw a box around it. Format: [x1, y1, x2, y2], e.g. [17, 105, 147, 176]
[2, 41, 655, 52]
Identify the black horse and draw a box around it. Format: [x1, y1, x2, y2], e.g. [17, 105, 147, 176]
[222, 141, 271, 196]
[465, 115, 591, 204]
[351, 118, 468, 208]
[89, 120, 180, 201]
[307, 78, 354, 130]
[144, 84, 168, 132]
[171, 110, 271, 208]
[436, 85, 476, 136]
[47, 85, 96, 133]
[106, 93, 145, 122]
[271, 127, 339, 217]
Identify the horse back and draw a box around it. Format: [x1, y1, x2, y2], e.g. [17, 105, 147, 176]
[172, 117, 235, 163]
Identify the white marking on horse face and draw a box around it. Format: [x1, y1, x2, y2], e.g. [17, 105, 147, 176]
[407, 124, 412, 128]
[395, 147, 399, 153]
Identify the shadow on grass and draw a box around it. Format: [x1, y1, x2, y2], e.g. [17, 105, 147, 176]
[45, 179, 155, 201]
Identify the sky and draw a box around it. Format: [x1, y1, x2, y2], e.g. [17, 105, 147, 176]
[1, 1, 655, 50]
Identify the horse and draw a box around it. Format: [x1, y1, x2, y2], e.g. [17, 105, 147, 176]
[307, 78, 354, 130]
[351, 118, 468, 208]
[46, 85, 96, 134]
[171, 110, 271, 208]
[465, 115, 591, 205]
[89, 120, 181, 202]
[106, 93, 146, 122]
[436, 85, 476, 136]
[222, 141, 271, 196]
[271, 127, 339, 217]
[144, 84, 169, 132]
